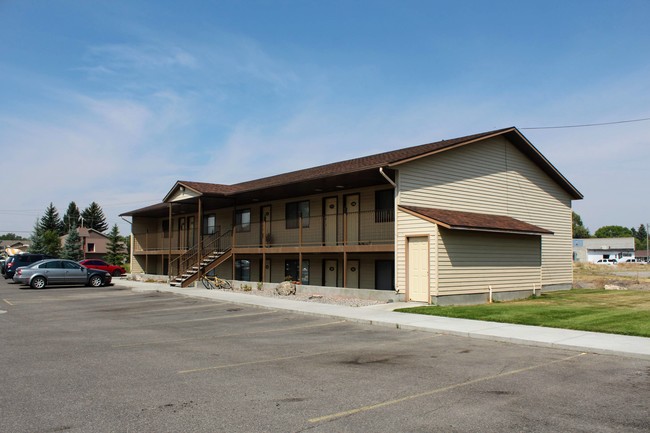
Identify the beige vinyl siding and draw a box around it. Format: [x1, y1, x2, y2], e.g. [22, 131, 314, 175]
[396, 209, 437, 294]
[437, 229, 541, 295]
[397, 136, 573, 288]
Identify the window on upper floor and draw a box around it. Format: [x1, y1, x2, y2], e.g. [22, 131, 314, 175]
[235, 209, 251, 232]
[203, 214, 216, 235]
[375, 189, 395, 223]
[162, 219, 170, 238]
[286, 201, 310, 229]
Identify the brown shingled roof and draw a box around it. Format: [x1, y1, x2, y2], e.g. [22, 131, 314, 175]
[169, 127, 581, 199]
[226, 128, 512, 193]
[122, 126, 582, 217]
[399, 205, 553, 235]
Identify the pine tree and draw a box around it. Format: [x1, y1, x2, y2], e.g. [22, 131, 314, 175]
[636, 224, 648, 251]
[81, 202, 108, 233]
[105, 224, 126, 266]
[63, 202, 81, 234]
[39, 203, 64, 235]
[61, 223, 83, 261]
[636, 224, 647, 243]
[42, 230, 61, 257]
[30, 219, 46, 254]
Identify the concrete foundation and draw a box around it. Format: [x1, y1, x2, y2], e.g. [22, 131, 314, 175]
[431, 287, 569, 306]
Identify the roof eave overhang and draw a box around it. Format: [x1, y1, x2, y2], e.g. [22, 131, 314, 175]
[388, 127, 583, 200]
[399, 205, 554, 236]
[163, 181, 207, 203]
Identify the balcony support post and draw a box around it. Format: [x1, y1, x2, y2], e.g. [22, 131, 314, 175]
[343, 250, 348, 288]
[262, 219, 267, 283]
[299, 215, 303, 283]
[168, 203, 172, 279]
[197, 198, 203, 280]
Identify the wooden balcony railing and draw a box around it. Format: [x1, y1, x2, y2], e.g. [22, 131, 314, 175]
[132, 209, 395, 254]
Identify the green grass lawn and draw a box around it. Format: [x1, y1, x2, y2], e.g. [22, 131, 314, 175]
[395, 289, 650, 337]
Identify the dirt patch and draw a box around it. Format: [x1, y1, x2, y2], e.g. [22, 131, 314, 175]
[573, 264, 650, 291]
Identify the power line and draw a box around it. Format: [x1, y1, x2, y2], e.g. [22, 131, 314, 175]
[520, 116, 650, 130]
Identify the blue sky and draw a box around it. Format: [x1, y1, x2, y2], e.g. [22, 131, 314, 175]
[1, 0, 649, 237]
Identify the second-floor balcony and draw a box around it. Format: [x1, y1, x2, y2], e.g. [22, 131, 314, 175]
[132, 209, 395, 255]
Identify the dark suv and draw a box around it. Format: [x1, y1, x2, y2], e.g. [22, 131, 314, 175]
[4, 254, 54, 279]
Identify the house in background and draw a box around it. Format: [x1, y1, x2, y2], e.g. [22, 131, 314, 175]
[635, 250, 650, 262]
[1, 240, 29, 256]
[573, 237, 636, 263]
[60, 228, 110, 260]
[121, 127, 583, 305]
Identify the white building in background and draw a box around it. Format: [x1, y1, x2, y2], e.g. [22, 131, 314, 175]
[572, 237, 635, 263]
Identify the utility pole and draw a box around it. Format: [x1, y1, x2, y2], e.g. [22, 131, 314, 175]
[646, 223, 649, 263]
[645, 223, 650, 263]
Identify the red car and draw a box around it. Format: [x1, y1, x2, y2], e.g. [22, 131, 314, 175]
[79, 259, 126, 277]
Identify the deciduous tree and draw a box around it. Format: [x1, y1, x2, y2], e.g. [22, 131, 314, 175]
[594, 225, 633, 238]
[572, 212, 590, 238]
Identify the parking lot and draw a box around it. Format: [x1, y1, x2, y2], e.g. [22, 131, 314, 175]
[1, 278, 649, 433]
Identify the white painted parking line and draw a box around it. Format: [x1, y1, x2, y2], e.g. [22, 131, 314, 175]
[113, 320, 348, 348]
[178, 334, 440, 374]
[129, 303, 229, 314]
[309, 352, 587, 423]
[146, 310, 276, 326]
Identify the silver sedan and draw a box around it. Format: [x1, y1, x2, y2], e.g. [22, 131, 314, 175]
[13, 259, 112, 289]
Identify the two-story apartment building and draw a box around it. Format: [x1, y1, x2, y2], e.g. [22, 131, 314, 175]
[121, 127, 582, 305]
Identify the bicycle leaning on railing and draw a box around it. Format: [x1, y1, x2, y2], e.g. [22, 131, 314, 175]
[200, 274, 233, 290]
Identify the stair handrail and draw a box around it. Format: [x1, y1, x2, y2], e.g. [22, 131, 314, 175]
[170, 230, 232, 280]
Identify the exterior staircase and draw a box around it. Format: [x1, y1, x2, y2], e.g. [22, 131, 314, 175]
[170, 230, 232, 288]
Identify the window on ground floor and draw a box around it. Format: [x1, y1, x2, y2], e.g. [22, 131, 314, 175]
[375, 260, 394, 290]
[235, 259, 251, 281]
[285, 259, 310, 284]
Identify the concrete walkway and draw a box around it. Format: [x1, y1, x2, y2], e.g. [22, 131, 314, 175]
[117, 279, 650, 360]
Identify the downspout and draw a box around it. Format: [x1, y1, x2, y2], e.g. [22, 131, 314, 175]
[379, 167, 398, 294]
[379, 167, 396, 187]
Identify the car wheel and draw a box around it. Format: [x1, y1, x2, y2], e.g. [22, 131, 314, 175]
[112, 270, 122, 277]
[30, 276, 46, 289]
[89, 275, 103, 287]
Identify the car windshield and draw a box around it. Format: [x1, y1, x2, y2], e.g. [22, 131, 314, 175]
[27, 259, 48, 268]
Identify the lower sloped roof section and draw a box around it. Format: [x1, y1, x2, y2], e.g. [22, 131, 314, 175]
[399, 205, 553, 236]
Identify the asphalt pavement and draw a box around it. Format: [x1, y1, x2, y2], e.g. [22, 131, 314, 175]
[118, 279, 650, 360]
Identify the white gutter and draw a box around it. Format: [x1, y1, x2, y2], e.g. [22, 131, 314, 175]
[379, 167, 396, 187]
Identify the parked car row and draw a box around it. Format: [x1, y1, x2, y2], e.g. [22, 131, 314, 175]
[595, 258, 648, 265]
[1, 253, 126, 289]
[13, 259, 113, 289]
